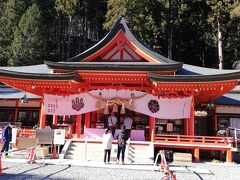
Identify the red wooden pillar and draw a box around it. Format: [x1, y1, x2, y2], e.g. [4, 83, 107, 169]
[76, 114, 82, 138]
[220, 150, 224, 160]
[39, 102, 46, 129]
[14, 108, 18, 122]
[226, 149, 232, 163]
[85, 112, 91, 128]
[194, 148, 200, 161]
[188, 96, 195, 136]
[149, 116, 155, 142]
[91, 112, 96, 128]
[53, 115, 58, 125]
[214, 114, 218, 134]
[63, 115, 66, 123]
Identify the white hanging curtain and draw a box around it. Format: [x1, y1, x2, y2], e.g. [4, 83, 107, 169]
[43, 90, 192, 119]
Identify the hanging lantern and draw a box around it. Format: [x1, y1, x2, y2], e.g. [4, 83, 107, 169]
[112, 103, 118, 112]
[120, 103, 125, 114]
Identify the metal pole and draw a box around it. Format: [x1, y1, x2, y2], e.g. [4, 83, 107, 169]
[85, 137, 88, 161]
[58, 145, 60, 155]
[234, 129, 237, 148]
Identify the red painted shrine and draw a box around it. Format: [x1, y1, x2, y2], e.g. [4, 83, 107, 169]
[0, 17, 240, 162]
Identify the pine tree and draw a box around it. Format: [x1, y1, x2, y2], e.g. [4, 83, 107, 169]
[9, 4, 44, 66]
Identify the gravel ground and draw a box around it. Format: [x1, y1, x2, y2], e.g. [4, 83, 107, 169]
[1, 161, 239, 180]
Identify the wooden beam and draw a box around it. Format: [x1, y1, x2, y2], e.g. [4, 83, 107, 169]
[76, 114, 82, 138]
[149, 116, 155, 142]
[39, 101, 46, 128]
[85, 112, 91, 128]
[188, 96, 195, 136]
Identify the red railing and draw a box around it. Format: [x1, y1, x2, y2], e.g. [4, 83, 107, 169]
[18, 129, 36, 138]
[155, 134, 233, 147]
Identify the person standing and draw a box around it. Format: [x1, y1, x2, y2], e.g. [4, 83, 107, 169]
[116, 124, 128, 165]
[102, 127, 113, 164]
[107, 111, 117, 138]
[124, 115, 133, 140]
[1, 123, 12, 157]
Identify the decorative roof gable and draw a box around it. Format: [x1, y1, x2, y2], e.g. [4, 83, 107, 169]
[66, 16, 179, 64]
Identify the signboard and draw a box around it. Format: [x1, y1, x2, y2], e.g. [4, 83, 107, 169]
[11, 128, 18, 144]
[54, 129, 65, 145]
[36, 128, 54, 144]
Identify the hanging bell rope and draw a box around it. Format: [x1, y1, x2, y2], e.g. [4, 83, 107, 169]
[112, 103, 118, 112]
[120, 103, 125, 114]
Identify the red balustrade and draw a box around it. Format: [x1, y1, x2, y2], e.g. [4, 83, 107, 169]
[18, 129, 36, 138]
[155, 134, 233, 147]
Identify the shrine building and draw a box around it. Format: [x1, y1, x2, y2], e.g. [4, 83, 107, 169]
[0, 17, 240, 163]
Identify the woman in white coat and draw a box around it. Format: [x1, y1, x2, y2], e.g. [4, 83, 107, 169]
[102, 127, 114, 164]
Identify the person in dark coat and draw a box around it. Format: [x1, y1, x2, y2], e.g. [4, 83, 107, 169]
[116, 124, 128, 165]
[1, 123, 12, 157]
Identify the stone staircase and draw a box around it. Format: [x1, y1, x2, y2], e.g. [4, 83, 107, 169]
[127, 143, 154, 164]
[65, 141, 110, 161]
[64, 141, 154, 164]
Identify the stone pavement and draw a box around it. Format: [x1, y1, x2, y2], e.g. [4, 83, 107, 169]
[1, 158, 240, 180]
[1, 157, 212, 174]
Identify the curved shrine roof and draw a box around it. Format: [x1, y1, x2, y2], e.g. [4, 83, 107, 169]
[0, 88, 40, 99]
[65, 17, 180, 64]
[149, 64, 240, 82]
[0, 64, 82, 81]
[45, 61, 183, 72]
[0, 17, 239, 83]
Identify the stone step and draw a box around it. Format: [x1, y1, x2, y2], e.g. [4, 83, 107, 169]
[173, 152, 192, 163]
[8, 153, 29, 159]
[68, 147, 85, 151]
[65, 155, 85, 160]
[65, 142, 153, 164]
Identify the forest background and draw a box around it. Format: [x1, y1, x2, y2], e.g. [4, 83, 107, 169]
[0, 0, 239, 69]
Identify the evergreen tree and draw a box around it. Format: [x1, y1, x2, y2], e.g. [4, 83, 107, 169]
[230, 1, 240, 69]
[53, 0, 107, 61]
[231, 2, 240, 18]
[104, 0, 128, 30]
[0, 0, 34, 66]
[55, 0, 78, 59]
[37, 0, 57, 61]
[9, 4, 44, 65]
[207, 0, 233, 69]
[173, 0, 214, 67]
[104, 0, 166, 53]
